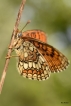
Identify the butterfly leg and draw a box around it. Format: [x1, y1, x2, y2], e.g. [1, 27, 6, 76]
[5, 55, 19, 59]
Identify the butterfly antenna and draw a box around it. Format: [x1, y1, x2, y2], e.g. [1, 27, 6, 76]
[21, 20, 31, 32]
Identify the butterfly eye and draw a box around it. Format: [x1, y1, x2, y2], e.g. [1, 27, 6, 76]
[18, 32, 22, 37]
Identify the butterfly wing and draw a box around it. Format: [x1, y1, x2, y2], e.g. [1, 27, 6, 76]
[22, 29, 47, 43]
[17, 41, 50, 81]
[27, 38, 69, 73]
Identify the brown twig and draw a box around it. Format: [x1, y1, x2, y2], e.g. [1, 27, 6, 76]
[0, 0, 26, 94]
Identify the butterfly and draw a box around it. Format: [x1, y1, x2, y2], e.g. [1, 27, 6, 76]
[13, 29, 69, 81]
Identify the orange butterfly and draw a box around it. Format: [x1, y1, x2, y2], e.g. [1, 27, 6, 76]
[13, 29, 69, 81]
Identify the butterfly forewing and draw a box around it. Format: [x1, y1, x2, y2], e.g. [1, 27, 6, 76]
[27, 38, 69, 73]
[22, 29, 47, 43]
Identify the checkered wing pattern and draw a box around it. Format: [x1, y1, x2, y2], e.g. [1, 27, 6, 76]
[28, 38, 69, 73]
[16, 41, 50, 81]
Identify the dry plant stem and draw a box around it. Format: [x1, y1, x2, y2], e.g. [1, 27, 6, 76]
[0, 0, 26, 94]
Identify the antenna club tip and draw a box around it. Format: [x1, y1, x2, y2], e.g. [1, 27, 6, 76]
[27, 20, 31, 23]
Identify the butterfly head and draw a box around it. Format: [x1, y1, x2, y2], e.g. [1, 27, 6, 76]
[13, 29, 23, 50]
[17, 31, 22, 37]
[15, 29, 22, 38]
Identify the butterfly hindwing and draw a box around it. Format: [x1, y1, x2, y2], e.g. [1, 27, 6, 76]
[17, 41, 50, 81]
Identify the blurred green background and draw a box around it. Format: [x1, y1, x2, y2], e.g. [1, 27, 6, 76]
[0, 0, 71, 106]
